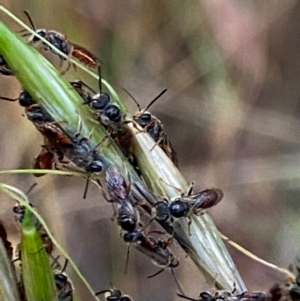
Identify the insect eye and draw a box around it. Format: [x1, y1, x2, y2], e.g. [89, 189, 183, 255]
[139, 113, 151, 123]
[86, 160, 103, 173]
[104, 104, 121, 122]
[169, 200, 189, 218]
[118, 214, 136, 232]
[70, 81, 82, 90]
[18, 91, 35, 107]
[30, 29, 46, 44]
[54, 274, 68, 289]
[107, 295, 120, 301]
[200, 292, 213, 301]
[91, 93, 110, 110]
[120, 297, 132, 301]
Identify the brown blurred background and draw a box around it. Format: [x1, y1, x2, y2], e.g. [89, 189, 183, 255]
[1, 1, 300, 300]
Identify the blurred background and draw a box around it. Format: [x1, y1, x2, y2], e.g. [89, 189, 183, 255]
[1, 0, 300, 300]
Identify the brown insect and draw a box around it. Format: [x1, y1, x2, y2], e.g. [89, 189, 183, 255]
[23, 11, 99, 70]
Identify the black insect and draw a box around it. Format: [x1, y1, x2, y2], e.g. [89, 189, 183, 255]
[123, 230, 179, 278]
[53, 259, 73, 301]
[154, 188, 223, 222]
[178, 290, 272, 301]
[76, 67, 136, 161]
[0, 90, 104, 177]
[104, 166, 139, 232]
[95, 287, 133, 301]
[13, 189, 54, 257]
[13, 202, 41, 230]
[55, 274, 73, 301]
[123, 88, 178, 166]
[23, 11, 99, 70]
[134, 180, 223, 233]
[0, 90, 53, 124]
[82, 66, 122, 128]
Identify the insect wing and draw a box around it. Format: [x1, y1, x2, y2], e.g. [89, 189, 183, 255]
[71, 43, 99, 68]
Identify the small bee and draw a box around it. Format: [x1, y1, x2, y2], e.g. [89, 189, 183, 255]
[55, 273, 73, 301]
[23, 11, 99, 70]
[123, 230, 179, 278]
[13, 190, 54, 257]
[95, 286, 133, 301]
[123, 88, 178, 167]
[178, 290, 272, 301]
[0, 90, 104, 176]
[154, 188, 223, 222]
[81, 67, 134, 158]
[134, 181, 223, 234]
[104, 166, 140, 233]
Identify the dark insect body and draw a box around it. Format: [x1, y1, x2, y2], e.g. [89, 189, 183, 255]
[123, 88, 178, 167]
[168, 188, 224, 218]
[178, 290, 272, 301]
[23, 11, 99, 70]
[123, 230, 179, 278]
[55, 273, 73, 301]
[73, 67, 137, 165]
[13, 201, 54, 256]
[135, 180, 223, 233]
[0, 90, 104, 177]
[104, 167, 177, 277]
[105, 166, 139, 232]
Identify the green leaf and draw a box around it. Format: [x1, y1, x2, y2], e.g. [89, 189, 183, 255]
[21, 209, 57, 301]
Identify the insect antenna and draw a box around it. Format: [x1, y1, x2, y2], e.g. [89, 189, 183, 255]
[23, 11, 36, 30]
[122, 87, 142, 111]
[0, 96, 19, 102]
[177, 293, 199, 301]
[147, 267, 165, 278]
[83, 174, 91, 200]
[95, 289, 111, 296]
[25, 183, 38, 195]
[144, 88, 167, 112]
[171, 268, 185, 296]
[60, 258, 69, 273]
[82, 82, 97, 94]
[124, 243, 132, 274]
[98, 65, 103, 93]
